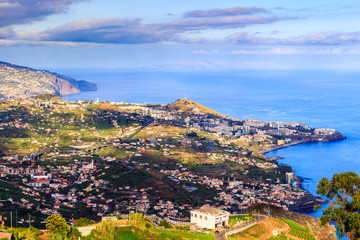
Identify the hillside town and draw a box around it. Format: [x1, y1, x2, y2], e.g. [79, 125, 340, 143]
[0, 96, 343, 230]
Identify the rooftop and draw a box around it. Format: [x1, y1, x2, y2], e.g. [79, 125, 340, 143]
[194, 206, 228, 217]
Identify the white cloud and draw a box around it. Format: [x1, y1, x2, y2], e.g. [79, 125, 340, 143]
[183, 7, 267, 18]
[191, 46, 360, 56]
[146, 60, 290, 70]
[191, 50, 220, 54]
[286, 31, 360, 45]
[0, 0, 86, 27]
[328, 62, 360, 69]
[226, 47, 347, 55]
[0, 39, 96, 47]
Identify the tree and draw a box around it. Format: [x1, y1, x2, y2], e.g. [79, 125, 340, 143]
[10, 227, 43, 240]
[91, 221, 117, 240]
[46, 214, 71, 239]
[68, 227, 81, 240]
[76, 217, 92, 227]
[317, 171, 360, 239]
[158, 220, 172, 228]
[48, 227, 80, 240]
[129, 212, 144, 226]
[145, 222, 151, 229]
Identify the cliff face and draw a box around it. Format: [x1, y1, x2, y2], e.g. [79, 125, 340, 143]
[0, 61, 97, 99]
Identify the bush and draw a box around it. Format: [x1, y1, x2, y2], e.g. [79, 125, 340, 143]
[159, 220, 172, 228]
[76, 217, 93, 227]
[91, 221, 117, 240]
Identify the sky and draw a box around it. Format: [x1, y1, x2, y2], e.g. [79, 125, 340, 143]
[1, 0, 360, 70]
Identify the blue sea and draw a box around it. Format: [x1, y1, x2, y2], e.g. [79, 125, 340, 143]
[61, 69, 360, 222]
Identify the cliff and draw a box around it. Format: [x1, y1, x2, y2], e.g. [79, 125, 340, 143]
[0, 61, 97, 99]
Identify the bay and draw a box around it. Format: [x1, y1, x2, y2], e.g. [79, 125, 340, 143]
[61, 69, 360, 221]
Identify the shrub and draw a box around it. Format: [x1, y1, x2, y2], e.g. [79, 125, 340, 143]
[159, 220, 172, 228]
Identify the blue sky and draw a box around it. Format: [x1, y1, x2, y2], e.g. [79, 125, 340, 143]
[1, 0, 360, 69]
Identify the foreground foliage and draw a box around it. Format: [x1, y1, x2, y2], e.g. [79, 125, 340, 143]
[6, 227, 43, 240]
[84, 219, 214, 240]
[229, 214, 253, 227]
[76, 218, 93, 227]
[317, 171, 360, 239]
[46, 214, 80, 240]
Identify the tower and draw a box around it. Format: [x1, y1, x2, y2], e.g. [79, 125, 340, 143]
[286, 172, 294, 184]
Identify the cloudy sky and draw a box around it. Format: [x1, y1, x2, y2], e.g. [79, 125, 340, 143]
[1, 0, 360, 69]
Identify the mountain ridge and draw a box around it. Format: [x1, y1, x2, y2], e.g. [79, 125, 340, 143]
[0, 61, 97, 99]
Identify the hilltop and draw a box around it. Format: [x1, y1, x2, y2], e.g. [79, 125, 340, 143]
[167, 99, 225, 117]
[0, 61, 97, 99]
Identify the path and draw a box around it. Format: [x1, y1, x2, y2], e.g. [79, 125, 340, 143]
[77, 226, 97, 236]
[214, 215, 267, 240]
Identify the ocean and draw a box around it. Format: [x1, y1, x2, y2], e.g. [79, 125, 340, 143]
[61, 69, 360, 220]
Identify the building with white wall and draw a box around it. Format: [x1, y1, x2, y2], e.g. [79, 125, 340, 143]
[190, 206, 229, 229]
[286, 172, 294, 184]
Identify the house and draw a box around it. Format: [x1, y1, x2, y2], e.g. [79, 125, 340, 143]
[190, 206, 229, 229]
[28, 179, 50, 188]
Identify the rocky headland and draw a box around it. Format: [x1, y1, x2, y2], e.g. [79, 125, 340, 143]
[0, 61, 97, 99]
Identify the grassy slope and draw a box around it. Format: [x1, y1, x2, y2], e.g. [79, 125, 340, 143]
[247, 203, 336, 240]
[167, 99, 225, 118]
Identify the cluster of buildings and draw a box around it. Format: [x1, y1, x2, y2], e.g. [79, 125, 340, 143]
[0, 98, 338, 228]
[161, 169, 224, 190]
[138, 104, 339, 148]
[160, 164, 306, 212]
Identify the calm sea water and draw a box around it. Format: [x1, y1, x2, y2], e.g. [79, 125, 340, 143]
[61, 69, 360, 221]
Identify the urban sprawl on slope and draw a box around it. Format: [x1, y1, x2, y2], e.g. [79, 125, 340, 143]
[0, 96, 343, 228]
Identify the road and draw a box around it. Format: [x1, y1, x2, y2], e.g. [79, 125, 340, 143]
[214, 230, 227, 240]
[77, 226, 96, 236]
[87, 116, 154, 153]
[214, 215, 267, 240]
[121, 117, 154, 142]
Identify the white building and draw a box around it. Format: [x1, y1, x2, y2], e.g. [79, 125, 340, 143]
[228, 180, 243, 189]
[286, 172, 294, 184]
[190, 206, 229, 229]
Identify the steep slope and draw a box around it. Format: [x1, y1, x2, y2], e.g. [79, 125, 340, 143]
[247, 203, 337, 240]
[0, 61, 97, 99]
[167, 98, 225, 117]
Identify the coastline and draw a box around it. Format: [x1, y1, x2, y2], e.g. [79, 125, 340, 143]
[260, 140, 305, 154]
[260, 137, 347, 214]
[260, 132, 346, 155]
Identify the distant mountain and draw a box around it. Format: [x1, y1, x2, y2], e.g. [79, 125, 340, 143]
[166, 98, 225, 117]
[0, 61, 97, 99]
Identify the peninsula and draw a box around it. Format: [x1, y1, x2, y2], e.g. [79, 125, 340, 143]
[0, 96, 342, 238]
[0, 61, 97, 99]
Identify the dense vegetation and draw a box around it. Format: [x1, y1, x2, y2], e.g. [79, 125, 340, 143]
[317, 171, 360, 239]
